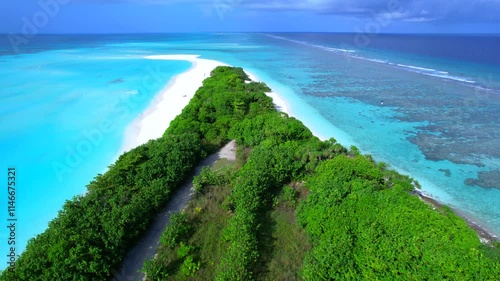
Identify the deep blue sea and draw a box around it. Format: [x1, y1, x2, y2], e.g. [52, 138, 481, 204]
[1, 33, 499, 264]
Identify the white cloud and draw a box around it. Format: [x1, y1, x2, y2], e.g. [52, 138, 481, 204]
[75, 0, 500, 23]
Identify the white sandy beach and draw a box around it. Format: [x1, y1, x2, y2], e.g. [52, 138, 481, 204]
[121, 54, 291, 153]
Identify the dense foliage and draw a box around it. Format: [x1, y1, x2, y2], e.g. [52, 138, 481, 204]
[298, 155, 500, 280]
[165, 66, 273, 153]
[0, 66, 272, 280]
[5, 66, 499, 280]
[141, 67, 337, 280]
[215, 142, 303, 281]
[0, 133, 204, 280]
[143, 66, 500, 280]
[1, 134, 203, 280]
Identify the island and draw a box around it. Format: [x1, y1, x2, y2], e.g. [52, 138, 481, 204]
[2, 67, 499, 281]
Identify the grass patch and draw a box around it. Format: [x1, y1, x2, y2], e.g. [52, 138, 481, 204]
[257, 184, 312, 281]
[144, 144, 239, 281]
[186, 183, 233, 280]
[234, 145, 252, 170]
[145, 157, 313, 280]
[159, 183, 233, 281]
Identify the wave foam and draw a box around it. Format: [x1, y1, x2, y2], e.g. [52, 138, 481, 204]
[396, 63, 476, 83]
[263, 34, 495, 91]
[264, 34, 356, 54]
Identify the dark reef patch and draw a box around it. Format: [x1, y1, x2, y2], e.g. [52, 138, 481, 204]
[439, 168, 451, 177]
[109, 78, 124, 84]
[299, 52, 500, 171]
[465, 170, 500, 189]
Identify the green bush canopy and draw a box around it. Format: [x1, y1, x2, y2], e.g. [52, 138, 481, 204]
[3, 66, 499, 281]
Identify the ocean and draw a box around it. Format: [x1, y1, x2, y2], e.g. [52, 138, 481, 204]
[0, 33, 499, 264]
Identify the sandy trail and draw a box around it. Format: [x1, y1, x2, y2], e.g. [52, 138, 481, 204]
[112, 141, 236, 281]
[112, 55, 286, 280]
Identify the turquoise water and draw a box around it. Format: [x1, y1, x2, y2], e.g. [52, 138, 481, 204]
[0, 34, 499, 264]
[0, 44, 191, 261]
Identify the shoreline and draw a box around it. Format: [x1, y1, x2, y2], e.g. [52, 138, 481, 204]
[246, 72, 291, 115]
[119, 55, 227, 153]
[119, 54, 498, 244]
[245, 70, 335, 142]
[120, 55, 293, 154]
[413, 189, 499, 243]
[248, 70, 499, 244]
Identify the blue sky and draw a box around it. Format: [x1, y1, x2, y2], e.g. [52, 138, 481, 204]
[1, 0, 500, 34]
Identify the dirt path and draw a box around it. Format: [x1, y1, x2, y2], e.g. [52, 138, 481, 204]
[112, 140, 237, 281]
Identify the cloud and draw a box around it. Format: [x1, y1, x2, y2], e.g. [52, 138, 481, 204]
[73, 0, 500, 23]
[242, 0, 500, 23]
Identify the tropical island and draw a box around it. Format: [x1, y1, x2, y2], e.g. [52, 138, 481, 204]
[1, 66, 499, 281]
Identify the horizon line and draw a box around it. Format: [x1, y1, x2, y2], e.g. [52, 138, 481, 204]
[2, 31, 500, 36]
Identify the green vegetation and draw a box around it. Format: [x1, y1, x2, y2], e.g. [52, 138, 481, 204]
[0, 66, 272, 281]
[1, 134, 203, 281]
[260, 182, 312, 281]
[142, 66, 500, 280]
[3, 66, 499, 280]
[298, 155, 500, 280]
